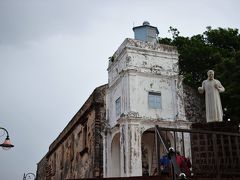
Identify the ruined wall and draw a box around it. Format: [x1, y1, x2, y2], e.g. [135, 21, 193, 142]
[36, 85, 107, 180]
[183, 84, 205, 123]
[191, 122, 240, 177]
[36, 155, 48, 180]
[107, 38, 183, 128]
[104, 38, 196, 177]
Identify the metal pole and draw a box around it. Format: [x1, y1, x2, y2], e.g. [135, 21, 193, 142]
[182, 132, 185, 157]
[155, 126, 160, 175]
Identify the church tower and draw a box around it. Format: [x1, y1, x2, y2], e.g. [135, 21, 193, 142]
[103, 22, 190, 177]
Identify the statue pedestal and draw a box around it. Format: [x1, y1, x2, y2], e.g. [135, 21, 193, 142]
[190, 121, 240, 178]
[191, 121, 239, 133]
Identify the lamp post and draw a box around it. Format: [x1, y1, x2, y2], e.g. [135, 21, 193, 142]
[0, 127, 14, 150]
[23, 172, 36, 180]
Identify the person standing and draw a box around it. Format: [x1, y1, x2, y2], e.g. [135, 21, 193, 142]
[160, 154, 171, 176]
[176, 152, 191, 177]
[198, 70, 225, 122]
[153, 154, 171, 176]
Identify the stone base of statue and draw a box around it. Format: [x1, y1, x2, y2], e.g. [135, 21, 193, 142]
[190, 121, 240, 178]
[191, 121, 239, 133]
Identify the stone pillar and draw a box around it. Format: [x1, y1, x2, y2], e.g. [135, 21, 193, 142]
[120, 121, 142, 177]
[103, 131, 111, 177]
[176, 76, 186, 121]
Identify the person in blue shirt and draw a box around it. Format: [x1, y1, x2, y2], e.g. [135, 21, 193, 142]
[160, 154, 171, 176]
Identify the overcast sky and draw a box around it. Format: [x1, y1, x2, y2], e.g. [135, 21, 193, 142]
[0, 0, 239, 179]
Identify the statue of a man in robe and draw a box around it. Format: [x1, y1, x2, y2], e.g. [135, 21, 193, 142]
[198, 70, 225, 122]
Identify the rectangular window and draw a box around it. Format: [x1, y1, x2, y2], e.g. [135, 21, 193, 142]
[115, 97, 121, 116]
[148, 92, 162, 109]
[80, 122, 88, 156]
[83, 123, 87, 149]
[60, 145, 64, 169]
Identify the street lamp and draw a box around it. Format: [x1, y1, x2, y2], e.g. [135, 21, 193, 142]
[0, 127, 14, 150]
[23, 172, 36, 180]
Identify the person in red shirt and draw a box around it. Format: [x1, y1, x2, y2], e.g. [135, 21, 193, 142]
[176, 151, 191, 177]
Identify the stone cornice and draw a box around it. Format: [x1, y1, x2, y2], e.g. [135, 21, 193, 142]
[108, 38, 178, 70]
[116, 115, 192, 129]
[108, 68, 179, 89]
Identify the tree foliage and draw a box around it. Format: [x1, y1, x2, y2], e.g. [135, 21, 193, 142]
[159, 27, 240, 122]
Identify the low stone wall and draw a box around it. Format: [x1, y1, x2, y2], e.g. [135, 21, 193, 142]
[191, 122, 240, 178]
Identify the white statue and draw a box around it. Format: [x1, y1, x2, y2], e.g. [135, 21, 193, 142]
[198, 70, 225, 122]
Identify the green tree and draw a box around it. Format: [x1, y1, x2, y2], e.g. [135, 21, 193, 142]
[159, 27, 240, 122]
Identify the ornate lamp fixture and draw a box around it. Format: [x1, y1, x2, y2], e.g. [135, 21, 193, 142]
[0, 127, 14, 150]
[23, 172, 36, 180]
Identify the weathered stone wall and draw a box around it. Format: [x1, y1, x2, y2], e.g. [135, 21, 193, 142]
[191, 122, 240, 177]
[183, 84, 205, 123]
[107, 38, 183, 129]
[105, 38, 196, 177]
[36, 155, 48, 180]
[36, 84, 107, 180]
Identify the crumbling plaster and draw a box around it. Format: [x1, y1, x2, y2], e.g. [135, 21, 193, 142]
[107, 38, 185, 129]
[104, 38, 195, 177]
[104, 117, 192, 177]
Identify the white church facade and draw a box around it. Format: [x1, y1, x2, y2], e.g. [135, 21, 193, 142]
[103, 22, 192, 177]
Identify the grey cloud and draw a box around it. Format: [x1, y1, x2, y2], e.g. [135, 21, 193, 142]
[0, 0, 100, 45]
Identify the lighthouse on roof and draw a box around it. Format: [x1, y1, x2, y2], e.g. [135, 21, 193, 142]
[133, 21, 159, 42]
